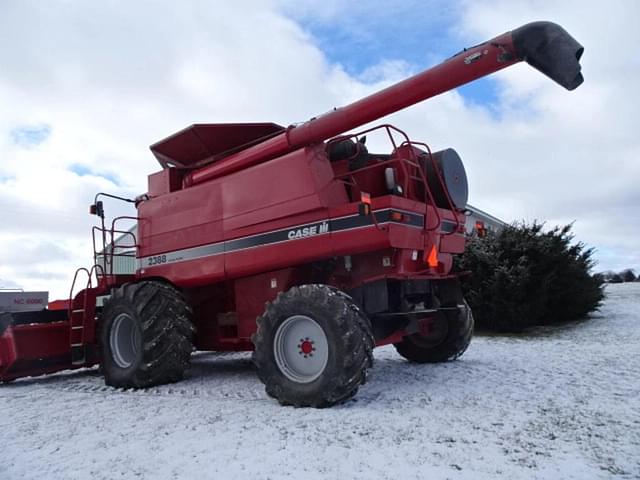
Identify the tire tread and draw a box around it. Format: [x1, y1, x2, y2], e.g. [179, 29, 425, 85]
[101, 281, 195, 388]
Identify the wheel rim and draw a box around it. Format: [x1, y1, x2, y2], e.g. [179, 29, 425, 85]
[273, 315, 329, 384]
[109, 313, 141, 369]
[410, 314, 449, 348]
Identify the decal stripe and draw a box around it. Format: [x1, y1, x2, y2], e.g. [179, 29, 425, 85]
[138, 209, 424, 269]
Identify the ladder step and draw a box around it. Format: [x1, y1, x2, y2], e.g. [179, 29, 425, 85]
[71, 345, 85, 365]
[71, 343, 83, 347]
[72, 309, 85, 313]
[71, 326, 84, 330]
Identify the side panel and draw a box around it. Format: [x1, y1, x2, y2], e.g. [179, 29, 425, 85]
[225, 230, 333, 280]
[137, 179, 224, 265]
[138, 146, 348, 287]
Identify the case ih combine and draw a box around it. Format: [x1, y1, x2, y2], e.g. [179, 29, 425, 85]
[0, 22, 583, 406]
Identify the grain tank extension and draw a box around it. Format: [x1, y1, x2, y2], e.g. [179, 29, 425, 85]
[0, 22, 584, 407]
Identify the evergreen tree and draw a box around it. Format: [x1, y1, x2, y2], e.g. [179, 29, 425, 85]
[456, 222, 605, 332]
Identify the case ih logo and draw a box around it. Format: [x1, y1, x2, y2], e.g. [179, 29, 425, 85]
[138, 210, 424, 270]
[287, 221, 329, 240]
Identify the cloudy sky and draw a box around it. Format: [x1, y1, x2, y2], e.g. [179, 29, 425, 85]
[1, 0, 638, 299]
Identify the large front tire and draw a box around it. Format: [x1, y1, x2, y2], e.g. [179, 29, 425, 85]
[100, 281, 195, 388]
[252, 285, 374, 408]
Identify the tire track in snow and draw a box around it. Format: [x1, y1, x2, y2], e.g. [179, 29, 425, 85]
[37, 351, 268, 401]
[45, 382, 268, 400]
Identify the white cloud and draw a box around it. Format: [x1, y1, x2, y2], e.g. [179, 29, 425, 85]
[0, 0, 361, 297]
[0, 0, 638, 299]
[452, 0, 640, 272]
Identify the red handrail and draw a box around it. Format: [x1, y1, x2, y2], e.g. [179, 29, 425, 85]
[403, 140, 462, 236]
[92, 216, 139, 277]
[328, 124, 440, 232]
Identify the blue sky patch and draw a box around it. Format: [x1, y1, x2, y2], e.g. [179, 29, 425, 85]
[10, 124, 52, 148]
[286, 2, 500, 106]
[69, 163, 121, 186]
[457, 78, 500, 108]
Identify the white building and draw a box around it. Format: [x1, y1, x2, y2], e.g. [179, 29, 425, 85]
[465, 204, 507, 237]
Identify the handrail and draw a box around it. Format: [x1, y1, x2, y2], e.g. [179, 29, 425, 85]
[329, 124, 423, 194]
[67, 263, 105, 349]
[68, 267, 91, 334]
[328, 124, 437, 232]
[402, 140, 461, 236]
[90, 193, 138, 278]
[92, 215, 139, 277]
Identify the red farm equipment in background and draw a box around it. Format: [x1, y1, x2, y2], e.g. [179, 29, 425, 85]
[0, 22, 584, 406]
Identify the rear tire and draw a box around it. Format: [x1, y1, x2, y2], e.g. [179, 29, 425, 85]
[394, 281, 473, 363]
[252, 284, 374, 408]
[100, 281, 194, 388]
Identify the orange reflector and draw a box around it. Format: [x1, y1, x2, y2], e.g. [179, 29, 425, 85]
[360, 191, 371, 205]
[427, 245, 439, 268]
[390, 211, 404, 222]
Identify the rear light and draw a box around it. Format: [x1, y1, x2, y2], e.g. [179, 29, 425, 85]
[475, 220, 486, 237]
[390, 211, 404, 222]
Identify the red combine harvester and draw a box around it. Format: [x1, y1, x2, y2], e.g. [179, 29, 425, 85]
[0, 22, 583, 406]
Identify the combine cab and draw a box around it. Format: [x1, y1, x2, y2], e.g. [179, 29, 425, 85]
[0, 22, 584, 406]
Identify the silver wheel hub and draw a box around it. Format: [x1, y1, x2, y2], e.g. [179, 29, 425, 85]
[109, 313, 141, 369]
[273, 315, 329, 383]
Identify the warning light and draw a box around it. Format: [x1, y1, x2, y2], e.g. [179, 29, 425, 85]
[427, 245, 439, 268]
[390, 211, 404, 222]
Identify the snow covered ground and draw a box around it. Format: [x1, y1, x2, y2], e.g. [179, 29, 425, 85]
[2, 283, 639, 479]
